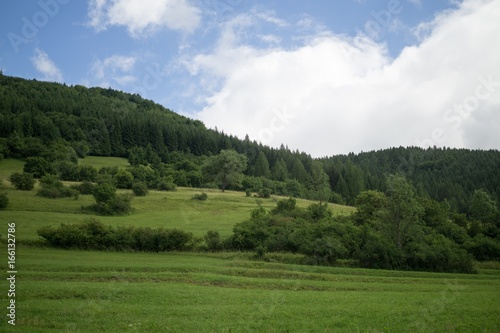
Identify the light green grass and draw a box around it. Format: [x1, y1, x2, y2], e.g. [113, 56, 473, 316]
[0, 158, 25, 184]
[78, 156, 130, 169]
[0, 247, 498, 332]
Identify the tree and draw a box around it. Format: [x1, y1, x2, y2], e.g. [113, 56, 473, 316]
[354, 190, 388, 226]
[253, 151, 271, 178]
[202, 150, 247, 192]
[272, 157, 288, 181]
[23, 157, 54, 178]
[383, 174, 423, 250]
[290, 157, 308, 183]
[310, 161, 331, 207]
[469, 189, 497, 224]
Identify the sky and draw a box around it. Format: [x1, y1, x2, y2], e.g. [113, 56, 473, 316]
[0, 0, 499, 157]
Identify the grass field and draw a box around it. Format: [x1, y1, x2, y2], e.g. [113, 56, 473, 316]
[1, 248, 499, 332]
[1, 157, 499, 332]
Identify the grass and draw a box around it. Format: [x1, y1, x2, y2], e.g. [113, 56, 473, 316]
[0, 247, 498, 332]
[78, 156, 130, 169]
[0, 157, 355, 240]
[0, 157, 498, 332]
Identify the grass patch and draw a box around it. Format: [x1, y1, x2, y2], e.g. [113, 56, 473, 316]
[78, 156, 130, 169]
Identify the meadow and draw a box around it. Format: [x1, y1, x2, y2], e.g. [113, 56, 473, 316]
[0, 157, 499, 332]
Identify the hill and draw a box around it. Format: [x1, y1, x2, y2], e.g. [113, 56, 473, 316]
[0, 73, 499, 213]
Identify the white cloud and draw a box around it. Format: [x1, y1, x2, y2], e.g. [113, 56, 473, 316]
[90, 55, 137, 87]
[87, 0, 201, 36]
[31, 49, 63, 82]
[188, 0, 500, 156]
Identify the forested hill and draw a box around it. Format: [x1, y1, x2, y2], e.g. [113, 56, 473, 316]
[0, 73, 499, 213]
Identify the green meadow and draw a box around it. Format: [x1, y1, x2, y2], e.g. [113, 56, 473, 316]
[0, 157, 499, 332]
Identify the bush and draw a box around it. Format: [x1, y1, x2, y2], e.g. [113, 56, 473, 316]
[258, 188, 272, 198]
[0, 193, 8, 209]
[156, 177, 177, 191]
[114, 170, 134, 189]
[38, 220, 194, 252]
[132, 182, 148, 196]
[77, 181, 95, 195]
[192, 192, 208, 201]
[87, 194, 132, 216]
[204, 231, 222, 252]
[37, 175, 78, 199]
[9, 172, 35, 190]
[93, 183, 116, 203]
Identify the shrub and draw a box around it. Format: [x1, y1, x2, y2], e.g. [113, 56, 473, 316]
[156, 177, 177, 191]
[192, 192, 208, 201]
[38, 221, 195, 252]
[9, 172, 35, 190]
[204, 231, 222, 252]
[258, 188, 272, 198]
[37, 175, 78, 199]
[0, 193, 8, 209]
[132, 182, 148, 196]
[114, 170, 134, 189]
[77, 181, 95, 195]
[93, 183, 116, 203]
[87, 194, 132, 216]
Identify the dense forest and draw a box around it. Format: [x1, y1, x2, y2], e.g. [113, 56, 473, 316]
[1, 73, 498, 212]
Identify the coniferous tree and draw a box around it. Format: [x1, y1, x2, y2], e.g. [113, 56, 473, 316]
[254, 151, 271, 178]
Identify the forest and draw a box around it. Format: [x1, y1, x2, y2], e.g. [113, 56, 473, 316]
[1, 73, 499, 272]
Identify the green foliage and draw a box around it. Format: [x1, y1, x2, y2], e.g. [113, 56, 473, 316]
[0, 193, 8, 209]
[93, 183, 116, 203]
[132, 182, 148, 196]
[192, 192, 208, 201]
[202, 150, 247, 192]
[354, 190, 388, 225]
[469, 189, 497, 224]
[204, 231, 223, 252]
[257, 187, 272, 198]
[114, 169, 134, 189]
[37, 175, 78, 199]
[155, 176, 177, 191]
[76, 181, 95, 195]
[9, 172, 35, 190]
[86, 194, 132, 216]
[383, 174, 424, 250]
[23, 156, 55, 178]
[38, 219, 194, 252]
[309, 161, 331, 206]
[253, 151, 271, 177]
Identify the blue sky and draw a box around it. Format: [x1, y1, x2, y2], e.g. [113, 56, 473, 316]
[1, 0, 499, 156]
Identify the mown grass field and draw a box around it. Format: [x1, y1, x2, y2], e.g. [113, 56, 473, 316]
[1, 248, 499, 332]
[1, 157, 499, 332]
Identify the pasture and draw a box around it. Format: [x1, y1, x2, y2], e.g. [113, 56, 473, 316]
[0, 248, 499, 332]
[0, 157, 499, 332]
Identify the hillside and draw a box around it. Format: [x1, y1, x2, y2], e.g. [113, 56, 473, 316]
[1, 73, 499, 213]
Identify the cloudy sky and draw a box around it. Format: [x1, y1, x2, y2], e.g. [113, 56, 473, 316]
[1, 0, 499, 157]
